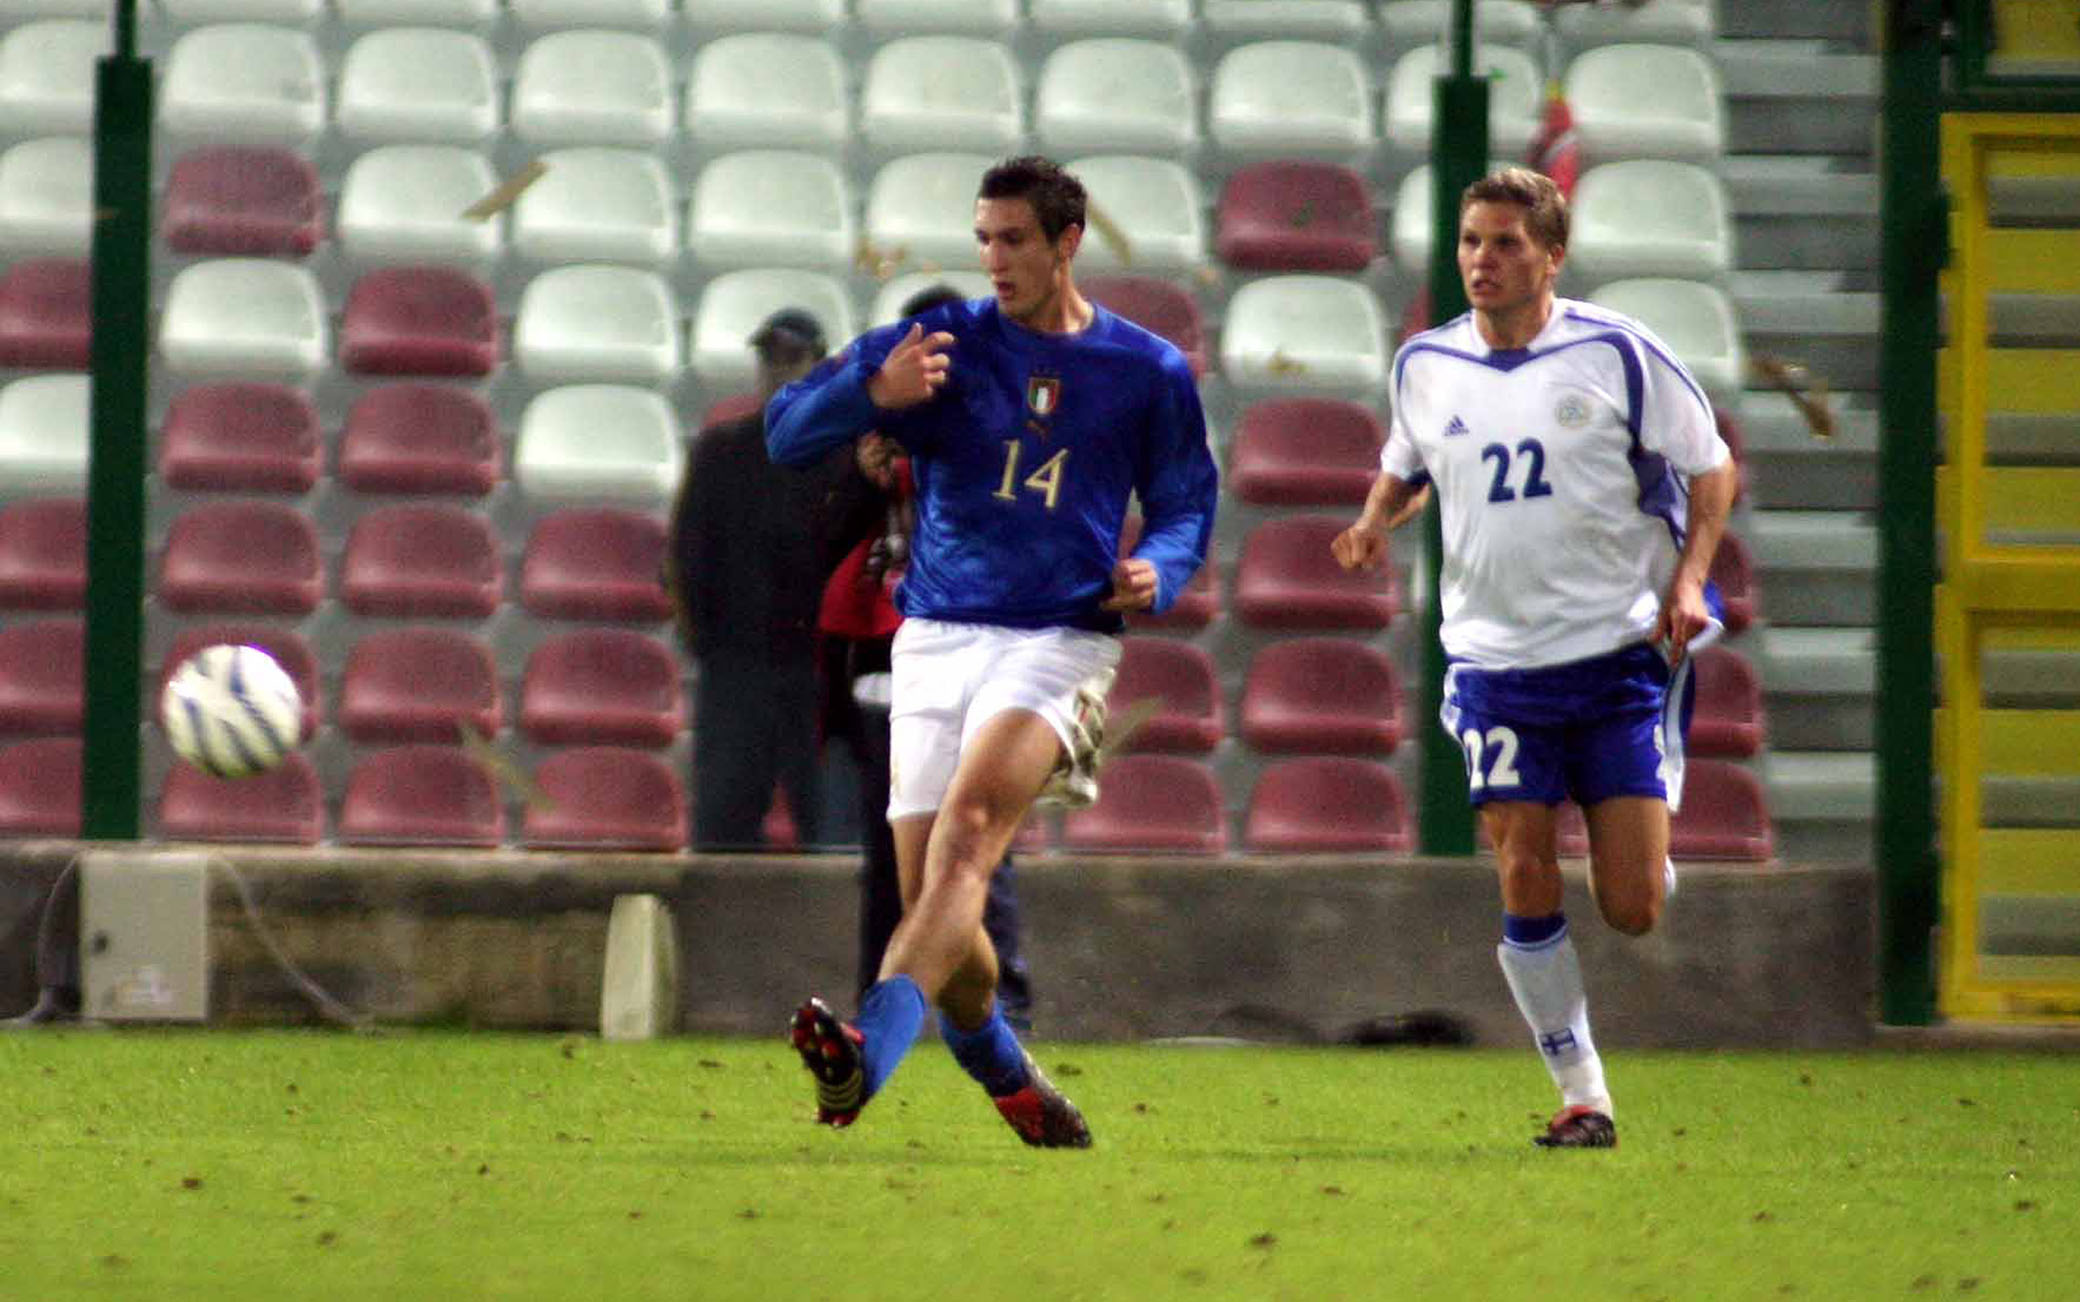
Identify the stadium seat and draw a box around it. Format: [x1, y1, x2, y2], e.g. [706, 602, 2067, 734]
[512, 148, 675, 266]
[1203, 0, 1367, 40]
[1035, 40, 1197, 156]
[857, 0, 1017, 36]
[686, 151, 855, 271]
[1564, 43, 1725, 167]
[338, 744, 505, 847]
[1586, 278, 1747, 406]
[863, 152, 998, 273]
[161, 146, 322, 258]
[336, 28, 498, 144]
[1235, 515, 1400, 630]
[0, 137, 91, 257]
[861, 37, 1024, 157]
[524, 746, 685, 850]
[1219, 276, 1389, 393]
[159, 259, 327, 378]
[512, 30, 672, 147]
[158, 382, 321, 494]
[1083, 276, 1207, 376]
[335, 146, 501, 265]
[0, 373, 85, 494]
[684, 33, 848, 154]
[515, 385, 682, 502]
[338, 627, 501, 743]
[1711, 530, 1756, 635]
[337, 384, 500, 497]
[0, 497, 82, 610]
[0, 258, 88, 370]
[1567, 161, 1735, 289]
[513, 267, 681, 384]
[1390, 160, 1512, 276]
[1227, 398, 1383, 506]
[1066, 155, 1207, 275]
[160, 0, 322, 23]
[511, 0, 668, 29]
[868, 271, 991, 327]
[1244, 757, 1413, 853]
[0, 0, 113, 15]
[520, 506, 672, 623]
[157, 500, 321, 615]
[1215, 160, 1375, 273]
[683, 0, 843, 34]
[156, 751, 322, 845]
[0, 619, 79, 734]
[336, 0, 496, 23]
[339, 266, 499, 378]
[1384, 43, 1544, 167]
[0, 21, 104, 136]
[1240, 638, 1403, 754]
[520, 628, 682, 746]
[158, 623, 318, 741]
[1029, 0, 1191, 39]
[1209, 41, 1374, 158]
[1670, 759, 1774, 861]
[0, 736, 78, 836]
[1377, 0, 1543, 52]
[1553, 0, 1714, 56]
[1107, 637, 1221, 754]
[339, 503, 501, 618]
[160, 25, 325, 147]
[1060, 754, 1226, 854]
[1688, 645, 1764, 759]
[690, 269, 853, 389]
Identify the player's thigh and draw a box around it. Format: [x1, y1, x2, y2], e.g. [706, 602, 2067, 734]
[1581, 796, 1669, 934]
[962, 625, 1122, 773]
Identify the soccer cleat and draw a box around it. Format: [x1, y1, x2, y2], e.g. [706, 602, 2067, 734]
[790, 997, 867, 1128]
[1533, 1104, 1617, 1149]
[990, 1052, 1093, 1149]
[1034, 669, 1114, 810]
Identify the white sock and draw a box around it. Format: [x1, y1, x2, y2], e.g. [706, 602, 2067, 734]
[1497, 925, 1611, 1114]
[1664, 856, 1678, 903]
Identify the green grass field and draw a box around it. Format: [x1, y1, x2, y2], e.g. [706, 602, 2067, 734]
[1, 1031, 2073, 1301]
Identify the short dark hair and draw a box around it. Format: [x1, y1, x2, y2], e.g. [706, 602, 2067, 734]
[1461, 166, 1569, 251]
[898, 284, 966, 318]
[978, 155, 1087, 242]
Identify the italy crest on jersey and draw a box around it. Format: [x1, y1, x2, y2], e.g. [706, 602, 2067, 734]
[1027, 375, 1061, 417]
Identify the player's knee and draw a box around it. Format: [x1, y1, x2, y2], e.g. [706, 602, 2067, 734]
[934, 798, 1013, 877]
[1597, 887, 1660, 937]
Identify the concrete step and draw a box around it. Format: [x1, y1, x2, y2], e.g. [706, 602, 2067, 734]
[1747, 509, 1877, 628]
[1756, 626, 1875, 750]
[1736, 385, 1877, 511]
[1764, 749, 1875, 863]
[1716, 40, 1879, 157]
[1717, 3, 1873, 46]
[1724, 154, 1879, 270]
[1736, 286, 1880, 390]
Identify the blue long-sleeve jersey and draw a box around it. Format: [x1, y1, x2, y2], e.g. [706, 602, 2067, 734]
[766, 297, 1219, 633]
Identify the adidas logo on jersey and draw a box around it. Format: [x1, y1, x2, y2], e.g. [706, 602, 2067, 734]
[1443, 415, 1469, 438]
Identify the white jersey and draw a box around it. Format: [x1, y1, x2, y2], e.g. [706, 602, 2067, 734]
[1381, 299, 1729, 670]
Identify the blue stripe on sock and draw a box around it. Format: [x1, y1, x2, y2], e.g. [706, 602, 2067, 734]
[939, 1002, 1031, 1098]
[855, 975, 929, 1099]
[1502, 911, 1568, 950]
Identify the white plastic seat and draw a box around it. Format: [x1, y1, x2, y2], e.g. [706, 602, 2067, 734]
[160, 24, 325, 147]
[869, 271, 989, 327]
[1036, 39, 1197, 156]
[684, 33, 848, 154]
[1586, 278, 1746, 406]
[862, 37, 1024, 157]
[0, 1, 111, 15]
[683, 0, 843, 33]
[1210, 41, 1373, 157]
[0, 22, 107, 136]
[1383, 43, 1543, 166]
[864, 153, 994, 273]
[0, 374, 86, 493]
[336, 28, 498, 144]
[1564, 43, 1726, 167]
[336, 0, 495, 24]
[1202, 1, 1366, 40]
[511, 0, 669, 29]
[336, 147, 501, 265]
[1066, 155, 1207, 274]
[1029, 0, 1191, 38]
[1377, 0, 1543, 53]
[1567, 160, 1735, 288]
[514, 266, 682, 385]
[1218, 275, 1388, 393]
[687, 151, 855, 272]
[1389, 158, 1510, 275]
[512, 30, 673, 147]
[160, 0, 323, 23]
[159, 259, 329, 378]
[515, 385, 683, 503]
[857, 0, 1017, 36]
[1553, 0, 1713, 54]
[691, 268, 854, 388]
[0, 137, 90, 256]
[513, 148, 676, 265]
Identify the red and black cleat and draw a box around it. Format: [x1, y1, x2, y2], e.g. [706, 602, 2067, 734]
[1533, 1104, 1617, 1149]
[991, 1052, 1093, 1149]
[790, 997, 866, 1128]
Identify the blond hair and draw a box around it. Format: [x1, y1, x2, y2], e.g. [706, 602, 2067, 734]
[1461, 166, 1569, 251]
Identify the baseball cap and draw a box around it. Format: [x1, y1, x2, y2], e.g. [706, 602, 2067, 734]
[749, 308, 827, 358]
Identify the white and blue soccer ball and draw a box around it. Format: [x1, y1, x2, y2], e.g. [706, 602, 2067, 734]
[160, 644, 303, 779]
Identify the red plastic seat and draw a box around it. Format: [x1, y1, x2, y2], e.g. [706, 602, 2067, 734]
[158, 500, 322, 615]
[520, 628, 681, 747]
[0, 259, 90, 370]
[1244, 757, 1412, 853]
[159, 383, 322, 493]
[0, 498, 84, 610]
[1687, 645, 1763, 758]
[1710, 531, 1756, 634]
[701, 391, 760, 429]
[1108, 637, 1220, 754]
[1228, 398, 1384, 507]
[338, 384, 500, 496]
[340, 266, 500, 377]
[1118, 514, 1219, 631]
[339, 628, 501, 743]
[523, 746, 685, 850]
[157, 752, 321, 844]
[1240, 637, 1403, 754]
[159, 624, 318, 741]
[1060, 754, 1225, 854]
[1215, 160, 1375, 272]
[520, 507, 672, 622]
[0, 620, 81, 734]
[161, 146, 323, 257]
[340, 504, 501, 618]
[1235, 515, 1400, 630]
[1671, 759, 1774, 861]
[338, 744, 505, 847]
[1083, 275, 1207, 376]
[0, 736, 79, 836]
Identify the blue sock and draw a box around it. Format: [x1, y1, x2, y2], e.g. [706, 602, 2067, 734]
[1503, 911, 1568, 949]
[855, 976, 929, 1100]
[939, 1001, 1032, 1098]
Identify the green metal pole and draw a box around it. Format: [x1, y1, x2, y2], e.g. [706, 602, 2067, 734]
[1874, 0, 1942, 1024]
[80, 0, 152, 839]
[1418, 0, 1486, 855]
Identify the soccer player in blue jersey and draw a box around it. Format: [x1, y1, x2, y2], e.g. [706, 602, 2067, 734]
[1335, 167, 1738, 1149]
[766, 156, 1219, 1145]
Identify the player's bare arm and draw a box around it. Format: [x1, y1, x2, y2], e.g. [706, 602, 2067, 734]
[867, 322, 956, 410]
[1653, 459, 1738, 661]
[1099, 558, 1160, 611]
[1332, 472, 1418, 572]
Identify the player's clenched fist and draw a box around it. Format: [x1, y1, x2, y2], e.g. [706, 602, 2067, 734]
[868, 322, 957, 410]
[1099, 557, 1160, 611]
[1331, 523, 1388, 573]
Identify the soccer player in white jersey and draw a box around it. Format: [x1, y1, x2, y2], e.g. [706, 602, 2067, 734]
[1334, 166, 1737, 1148]
[766, 157, 1219, 1145]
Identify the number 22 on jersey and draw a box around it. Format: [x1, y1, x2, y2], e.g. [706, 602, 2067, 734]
[995, 440, 1069, 510]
